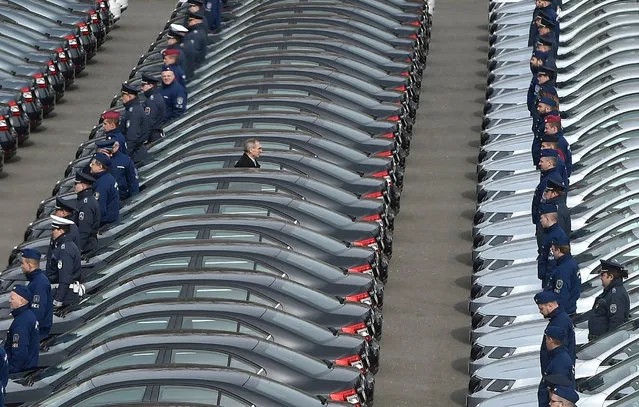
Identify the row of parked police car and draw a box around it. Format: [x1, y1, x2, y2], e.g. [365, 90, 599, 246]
[0, 0, 129, 174]
[0, 0, 432, 405]
[467, 0, 639, 406]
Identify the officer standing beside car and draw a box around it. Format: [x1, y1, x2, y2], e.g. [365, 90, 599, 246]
[537, 203, 568, 288]
[0, 347, 7, 407]
[588, 259, 631, 341]
[101, 110, 128, 156]
[546, 235, 580, 316]
[73, 171, 100, 254]
[95, 139, 139, 202]
[162, 49, 188, 89]
[51, 196, 80, 247]
[140, 73, 166, 142]
[88, 153, 120, 226]
[120, 83, 151, 166]
[5, 285, 39, 374]
[47, 216, 83, 309]
[535, 291, 575, 363]
[183, 0, 210, 35]
[184, 11, 208, 65]
[537, 325, 575, 407]
[20, 249, 53, 340]
[160, 67, 188, 122]
[532, 149, 561, 226]
[542, 176, 570, 236]
[166, 24, 195, 80]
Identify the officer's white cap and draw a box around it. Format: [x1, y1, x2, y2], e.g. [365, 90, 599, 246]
[50, 214, 76, 228]
[170, 23, 189, 33]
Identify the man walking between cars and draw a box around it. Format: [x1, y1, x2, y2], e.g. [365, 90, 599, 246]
[47, 216, 83, 310]
[74, 171, 100, 254]
[588, 260, 630, 341]
[5, 285, 39, 374]
[235, 139, 262, 168]
[20, 249, 53, 340]
[537, 325, 574, 407]
[140, 73, 167, 142]
[88, 153, 120, 226]
[120, 83, 151, 166]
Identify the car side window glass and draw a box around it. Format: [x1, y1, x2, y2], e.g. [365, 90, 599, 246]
[266, 89, 310, 96]
[218, 205, 268, 216]
[252, 123, 296, 130]
[105, 287, 183, 312]
[259, 142, 292, 151]
[202, 256, 255, 270]
[214, 106, 251, 114]
[209, 230, 262, 243]
[248, 292, 278, 307]
[181, 316, 238, 332]
[223, 89, 260, 97]
[227, 182, 277, 192]
[157, 386, 219, 403]
[229, 356, 260, 373]
[257, 105, 301, 112]
[173, 182, 220, 194]
[170, 349, 229, 366]
[219, 394, 252, 407]
[76, 351, 160, 381]
[238, 323, 269, 338]
[128, 257, 191, 279]
[179, 161, 226, 173]
[193, 286, 249, 301]
[260, 162, 284, 170]
[209, 123, 244, 131]
[607, 379, 639, 401]
[192, 141, 238, 151]
[132, 205, 209, 220]
[93, 318, 170, 343]
[73, 387, 147, 406]
[130, 231, 200, 251]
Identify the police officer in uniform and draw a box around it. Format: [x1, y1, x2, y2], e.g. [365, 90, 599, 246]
[542, 175, 570, 236]
[5, 285, 39, 374]
[0, 347, 7, 407]
[535, 291, 575, 362]
[51, 196, 80, 247]
[89, 153, 120, 226]
[73, 171, 100, 254]
[20, 249, 53, 340]
[101, 110, 128, 156]
[550, 386, 579, 407]
[544, 115, 572, 177]
[538, 325, 574, 407]
[120, 83, 151, 166]
[47, 216, 83, 309]
[166, 24, 195, 79]
[203, 0, 221, 31]
[160, 67, 188, 122]
[547, 235, 580, 316]
[162, 49, 188, 89]
[537, 203, 568, 288]
[588, 259, 630, 341]
[140, 73, 166, 142]
[532, 149, 561, 226]
[95, 139, 139, 201]
[184, 1, 210, 35]
[184, 11, 208, 65]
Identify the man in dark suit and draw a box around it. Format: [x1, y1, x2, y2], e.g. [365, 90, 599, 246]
[235, 138, 262, 168]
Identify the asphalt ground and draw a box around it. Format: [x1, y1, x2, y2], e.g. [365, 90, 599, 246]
[0, 0, 178, 257]
[0, 0, 487, 405]
[374, 1, 487, 405]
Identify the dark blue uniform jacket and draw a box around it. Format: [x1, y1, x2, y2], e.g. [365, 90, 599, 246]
[588, 279, 631, 338]
[143, 87, 166, 137]
[46, 233, 82, 305]
[538, 222, 568, 288]
[540, 306, 575, 368]
[75, 188, 100, 253]
[26, 269, 53, 339]
[537, 345, 574, 407]
[93, 170, 120, 225]
[4, 304, 39, 374]
[161, 81, 188, 122]
[547, 254, 580, 315]
[110, 151, 139, 201]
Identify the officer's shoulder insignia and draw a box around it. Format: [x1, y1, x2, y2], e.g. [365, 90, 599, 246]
[79, 211, 85, 221]
[33, 295, 40, 304]
[126, 120, 131, 128]
[612, 288, 617, 294]
[128, 107, 133, 112]
[83, 197, 88, 203]
[144, 106, 151, 115]
[556, 280, 563, 289]
[94, 192, 100, 200]
[58, 260, 63, 270]
[177, 97, 184, 105]
[61, 243, 66, 250]
[149, 95, 154, 100]
[12, 334, 19, 347]
[610, 304, 617, 314]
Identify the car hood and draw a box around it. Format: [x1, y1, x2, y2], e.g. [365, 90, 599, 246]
[479, 152, 535, 173]
[476, 215, 535, 238]
[477, 292, 543, 318]
[481, 134, 530, 153]
[488, 73, 529, 91]
[477, 192, 532, 215]
[476, 319, 589, 348]
[476, 237, 536, 262]
[474, 263, 539, 288]
[474, 385, 537, 407]
[484, 104, 530, 120]
[479, 171, 538, 193]
[487, 88, 527, 106]
[483, 117, 530, 135]
[474, 352, 538, 381]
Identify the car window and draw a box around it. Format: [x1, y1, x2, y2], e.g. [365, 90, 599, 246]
[171, 349, 260, 374]
[221, 89, 259, 97]
[158, 386, 219, 403]
[73, 387, 147, 407]
[104, 287, 183, 312]
[92, 317, 171, 344]
[227, 182, 277, 193]
[76, 351, 161, 381]
[123, 231, 200, 251]
[132, 206, 209, 220]
[578, 331, 635, 360]
[219, 394, 252, 406]
[202, 256, 256, 270]
[180, 317, 268, 338]
[280, 59, 320, 66]
[207, 123, 244, 130]
[257, 105, 301, 112]
[266, 89, 310, 96]
[177, 161, 227, 173]
[606, 340, 639, 367]
[126, 257, 192, 279]
[172, 183, 220, 194]
[209, 230, 279, 245]
[580, 357, 639, 395]
[252, 123, 296, 130]
[213, 106, 251, 114]
[191, 141, 238, 151]
[608, 378, 639, 401]
[194, 285, 277, 307]
[259, 142, 292, 151]
[216, 205, 291, 221]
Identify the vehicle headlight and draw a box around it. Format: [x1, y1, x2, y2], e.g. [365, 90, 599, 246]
[487, 286, 513, 298]
[486, 379, 515, 393]
[471, 313, 487, 329]
[489, 316, 515, 328]
[471, 345, 486, 361]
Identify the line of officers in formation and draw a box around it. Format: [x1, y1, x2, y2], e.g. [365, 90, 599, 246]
[514, 0, 632, 405]
[0, 1, 229, 405]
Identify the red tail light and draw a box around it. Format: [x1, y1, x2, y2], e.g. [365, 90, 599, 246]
[385, 115, 400, 122]
[341, 322, 370, 339]
[8, 101, 20, 117]
[381, 133, 395, 139]
[77, 22, 90, 35]
[360, 214, 381, 222]
[348, 264, 373, 275]
[89, 10, 100, 23]
[363, 191, 383, 199]
[64, 35, 79, 48]
[345, 292, 373, 306]
[400, 71, 411, 77]
[21, 88, 34, 103]
[410, 20, 421, 26]
[409, 33, 418, 39]
[33, 74, 47, 89]
[0, 116, 8, 132]
[56, 47, 67, 62]
[329, 389, 361, 406]
[370, 170, 389, 178]
[97, 0, 108, 11]
[352, 237, 377, 247]
[46, 61, 57, 76]
[335, 354, 364, 371]
[375, 151, 393, 157]
[394, 85, 406, 92]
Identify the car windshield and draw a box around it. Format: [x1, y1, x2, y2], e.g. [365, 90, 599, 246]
[259, 342, 329, 375]
[575, 207, 638, 238]
[570, 164, 639, 198]
[271, 279, 342, 312]
[572, 111, 639, 150]
[578, 330, 637, 360]
[263, 310, 331, 340]
[574, 229, 639, 265]
[571, 184, 635, 215]
[579, 355, 639, 395]
[577, 148, 639, 172]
